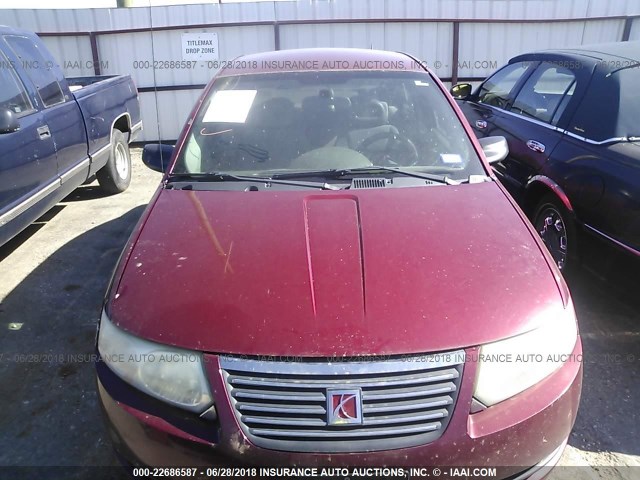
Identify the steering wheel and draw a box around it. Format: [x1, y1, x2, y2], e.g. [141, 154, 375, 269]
[482, 92, 509, 109]
[356, 131, 420, 166]
[354, 99, 388, 126]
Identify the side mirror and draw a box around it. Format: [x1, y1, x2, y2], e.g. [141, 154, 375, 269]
[0, 109, 20, 134]
[479, 136, 509, 164]
[142, 144, 174, 172]
[450, 83, 473, 100]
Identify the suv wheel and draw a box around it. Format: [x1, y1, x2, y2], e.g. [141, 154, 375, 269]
[533, 193, 577, 273]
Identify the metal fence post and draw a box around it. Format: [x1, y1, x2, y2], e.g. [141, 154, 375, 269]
[89, 32, 101, 75]
[274, 22, 281, 50]
[622, 17, 633, 41]
[451, 21, 460, 85]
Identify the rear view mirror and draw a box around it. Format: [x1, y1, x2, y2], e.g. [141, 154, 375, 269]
[0, 109, 20, 134]
[479, 136, 509, 164]
[450, 83, 472, 100]
[142, 144, 174, 173]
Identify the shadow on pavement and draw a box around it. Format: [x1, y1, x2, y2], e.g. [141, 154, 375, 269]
[565, 251, 640, 458]
[63, 184, 117, 203]
[0, 206, 145, 478]
[0, 206, 66, 262]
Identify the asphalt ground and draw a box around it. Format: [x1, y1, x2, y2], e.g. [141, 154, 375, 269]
[0, 148, 638, 479]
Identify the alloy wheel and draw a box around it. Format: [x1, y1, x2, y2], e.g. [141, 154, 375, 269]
[535, 206, 568, 270]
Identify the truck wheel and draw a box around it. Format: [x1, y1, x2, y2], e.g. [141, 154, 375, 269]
[533, 193, 577, 273]
[97, 129, 131, 194]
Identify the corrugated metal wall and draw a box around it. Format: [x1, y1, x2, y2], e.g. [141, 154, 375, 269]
[2, 0, 639, 141]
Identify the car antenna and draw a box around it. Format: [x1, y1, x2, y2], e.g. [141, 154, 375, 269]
[147, 1, 165, 172]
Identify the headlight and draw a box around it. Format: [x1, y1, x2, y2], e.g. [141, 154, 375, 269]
[473, 303, 578, 406]
[98, 311, 213, 413]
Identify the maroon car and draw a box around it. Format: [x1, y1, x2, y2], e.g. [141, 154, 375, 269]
[96, 49, 582, 476]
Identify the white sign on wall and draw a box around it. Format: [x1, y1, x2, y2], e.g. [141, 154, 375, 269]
[181, 33, 219, 61]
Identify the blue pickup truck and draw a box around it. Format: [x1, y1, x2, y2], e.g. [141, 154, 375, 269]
[0, 25, 141, 246]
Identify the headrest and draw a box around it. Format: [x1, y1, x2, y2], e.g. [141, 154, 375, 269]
[302, 92, 352, 122]
[248, 97, 296, 127]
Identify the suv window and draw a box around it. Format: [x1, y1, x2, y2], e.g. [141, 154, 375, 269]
[4, 35, 65, 107]
[511, 63, 576, 124]
[478, 62, 532, 109]
[0, 51, 33, 115]
[570, 63, 640, 141]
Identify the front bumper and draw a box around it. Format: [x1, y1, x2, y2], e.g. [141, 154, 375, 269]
[97, 341, 582, 477]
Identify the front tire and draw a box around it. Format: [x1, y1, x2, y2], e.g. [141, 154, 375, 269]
[533, 193, 577, 273]
[97, 129, 131, 194]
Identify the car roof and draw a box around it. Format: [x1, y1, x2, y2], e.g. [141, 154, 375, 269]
[218, 48, 426, 77]
[554, 41, 640, 62]
[511, 41, 640, 70]
[0, 25, 35, 37]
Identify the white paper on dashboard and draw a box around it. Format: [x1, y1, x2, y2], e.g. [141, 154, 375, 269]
[202, 90, 258, 123]
[440, 153, 463, 164]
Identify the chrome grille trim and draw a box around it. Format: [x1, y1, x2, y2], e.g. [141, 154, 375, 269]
[243, 416, 327, 427]
[362, 396, 453, 413]
[220, 351, 465, 453]
[221, 351, 465, 374]
[362, 382, 456, 399]
[234, 391, 326, 401]
[363, 410, 447, 425]
[228, 369, 456, 389]
[237, 403, 326, 415]
[250, 424, 440, 438]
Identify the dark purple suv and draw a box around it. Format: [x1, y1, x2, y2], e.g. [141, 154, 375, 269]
[452, 41, 640, 272]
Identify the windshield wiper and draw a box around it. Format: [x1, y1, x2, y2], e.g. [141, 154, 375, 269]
[271, 166, 460, 185]
[167, 172, 342, 190]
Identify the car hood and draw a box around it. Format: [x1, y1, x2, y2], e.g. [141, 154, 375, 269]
[109, 183, 563, 357]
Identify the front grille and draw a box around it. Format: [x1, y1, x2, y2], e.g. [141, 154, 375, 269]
[220, 351, 464, 452]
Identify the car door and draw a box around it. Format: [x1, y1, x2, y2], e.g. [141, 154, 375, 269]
[549, 64, 640, 254]
[4, 35, 89, 183]
[553, 140, 640, 255]
[0, 48, 58, 228]
[456, 61, 537, 143]
[488, 61, 583, 200]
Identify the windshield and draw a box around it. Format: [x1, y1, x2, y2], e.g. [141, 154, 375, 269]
[173, 71, 485, 180]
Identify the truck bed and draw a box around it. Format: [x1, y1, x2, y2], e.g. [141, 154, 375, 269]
[66, 75, 119, 92]
[68, 74, 142, 166]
